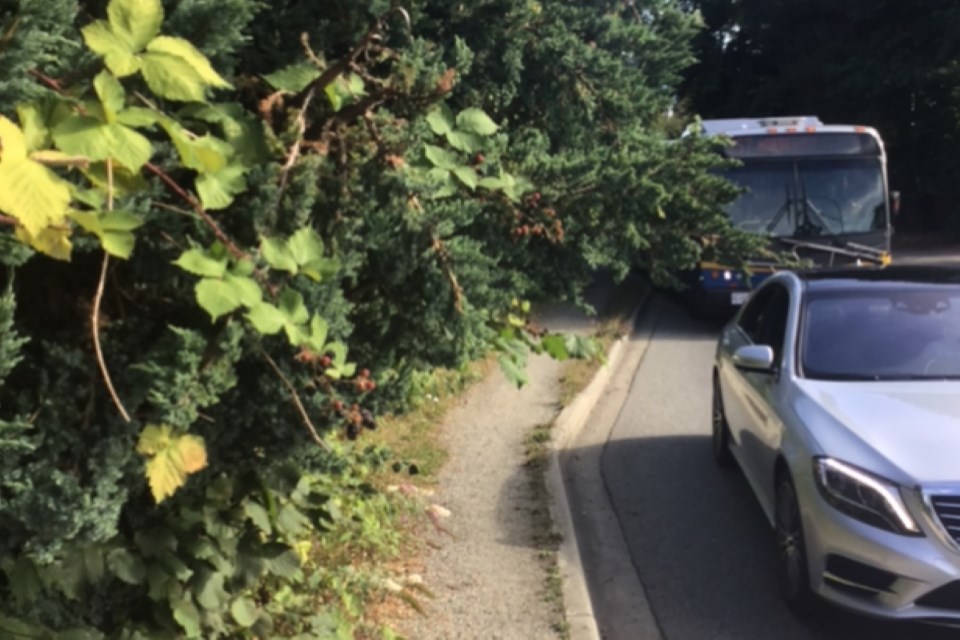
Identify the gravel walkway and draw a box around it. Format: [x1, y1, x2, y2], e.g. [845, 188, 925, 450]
[397, 304, 603, 640]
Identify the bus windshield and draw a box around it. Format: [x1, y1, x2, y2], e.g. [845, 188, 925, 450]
[721, 158, 886, 238]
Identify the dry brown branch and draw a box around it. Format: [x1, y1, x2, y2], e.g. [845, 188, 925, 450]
[259, 347, 331, 452]
[92, 159, 132, 423]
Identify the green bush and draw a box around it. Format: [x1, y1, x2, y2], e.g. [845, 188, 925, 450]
[0, 0, 753, 636]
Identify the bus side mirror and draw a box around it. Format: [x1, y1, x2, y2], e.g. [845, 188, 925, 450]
[890, 190, 901, 218]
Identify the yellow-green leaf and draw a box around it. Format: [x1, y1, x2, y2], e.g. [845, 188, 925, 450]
[140, 52, 208, 102]
[137, 425, 208, 503]
[94, 71, 126, 121]
[0, 115, 28, 160]
[14, 225, 72, 261]
[146, 36, 231, 89]
[107, 0, 163, 52]
[196, 164, 246, 210]
[17, 104, 49, 152]
[0, 159, 71, 236]
[52, 117, 152, 171]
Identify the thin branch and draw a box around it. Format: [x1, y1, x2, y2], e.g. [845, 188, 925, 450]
[259, 347, 331, 451]
[144, 162, 247, 260]
[28, 68, 63, 93]
[93, 161, 132, 423]
[278, 86, 317, 195]
[0, 214, 17, 226]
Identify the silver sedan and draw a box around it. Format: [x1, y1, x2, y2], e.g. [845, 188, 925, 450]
[713, 266, 960, 624]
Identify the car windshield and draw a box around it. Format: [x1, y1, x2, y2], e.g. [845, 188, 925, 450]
[801, 286, 960, 380]
[722, 158, 886, 237]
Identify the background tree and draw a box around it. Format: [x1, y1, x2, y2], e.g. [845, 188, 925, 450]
[0, 0, 746, 636]
[682, 0, 960, 233]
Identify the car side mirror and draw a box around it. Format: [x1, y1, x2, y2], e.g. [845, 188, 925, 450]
[890, 190, 901, 218]
[733, 345, 776, 373]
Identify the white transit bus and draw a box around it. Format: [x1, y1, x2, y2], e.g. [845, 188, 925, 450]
[686, 116, 896, 309]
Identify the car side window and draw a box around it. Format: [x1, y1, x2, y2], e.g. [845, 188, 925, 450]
[738, 284, 790, 363]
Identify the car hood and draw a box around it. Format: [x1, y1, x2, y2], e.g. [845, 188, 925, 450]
[794, 379, 960, 485]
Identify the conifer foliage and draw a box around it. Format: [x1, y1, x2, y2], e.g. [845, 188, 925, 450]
[0, 0, 745, 636]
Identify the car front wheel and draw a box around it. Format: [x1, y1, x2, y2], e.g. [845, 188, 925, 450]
[775, 473, 817, 612]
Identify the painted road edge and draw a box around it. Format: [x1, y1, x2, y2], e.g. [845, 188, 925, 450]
[546, 283, 655, 640]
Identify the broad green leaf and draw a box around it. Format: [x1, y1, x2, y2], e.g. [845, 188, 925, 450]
[305, 314, 329, 352]
[541, 334, 570, 361]
[243, 501, 272, 534]
[456, 108, 499, 135]
[232, 258, 255, 277]
[146, 36, 231, 89]
[196, 164, 246, 210]
[94, 71, 126, 120]
[161, 121, 231, 173]
[426, 104, 454, 136]
[261, 544, 301, 580]
[108, 0, 163, 51]
[116, 107, 159, 127]
[498, 354, 529, 388]
[52, 117, 152, 171]
[140, 52, 207, 102]
[105, 122, 152, 170]
[174, 249, 227, 278]
[83, 162, 148, 195]
[17, 104, 49, 151]
[326, 341, 348, 369]
[346, 73, 365, 96]
[245, 302, 285, 335]
[179, 103, 270, 168]
[173, 597, 202, 638]
[286, 228, 324, 266]
[146, 564, 172, 601]
[137, 424, 208, 502]
[81, 21, 141, 77]
[106, 548, 146, 585]
[300, 257, 339, 283]
[324, 82, 343, 112]
[195, 278, 242, 321]
[68, 210, 139, 259]
[230, 597, 259, 628]
[223, 273, 261, 308]
[446, 130, 483, 153]
[424, 144, 459, 170]
[100, 210, 143, 231]
[102, 231, 135, 259]
[478, 176, 504, 190]
[263, 63, 321, 93]
[453, 166, 478, 190]
[195, 570, 228, 610]
[276, 504, 309, 537]
[14, 225, 72, 261]
[261, 237, 298, 273]
[278, 289, 309, 325]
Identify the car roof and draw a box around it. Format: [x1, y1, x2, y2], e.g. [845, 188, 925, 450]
[796, 265, 960, 291]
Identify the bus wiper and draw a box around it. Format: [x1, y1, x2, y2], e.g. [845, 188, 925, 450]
[794, 169, 833, 238]
[764, 179, 797, 234]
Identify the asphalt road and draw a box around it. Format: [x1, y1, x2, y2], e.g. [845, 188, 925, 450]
[564, 293, 960, 640]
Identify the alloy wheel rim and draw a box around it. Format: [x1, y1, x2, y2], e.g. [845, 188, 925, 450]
[776, 483, 803, 597]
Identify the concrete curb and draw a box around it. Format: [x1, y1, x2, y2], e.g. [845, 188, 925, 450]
[546, 284, 654, 640]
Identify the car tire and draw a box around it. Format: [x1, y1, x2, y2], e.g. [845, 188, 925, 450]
[711, 376, 734, 467]
[775, 472, 817, 612]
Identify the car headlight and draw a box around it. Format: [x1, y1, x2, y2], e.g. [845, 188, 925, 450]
[813, 457, 922, 536]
